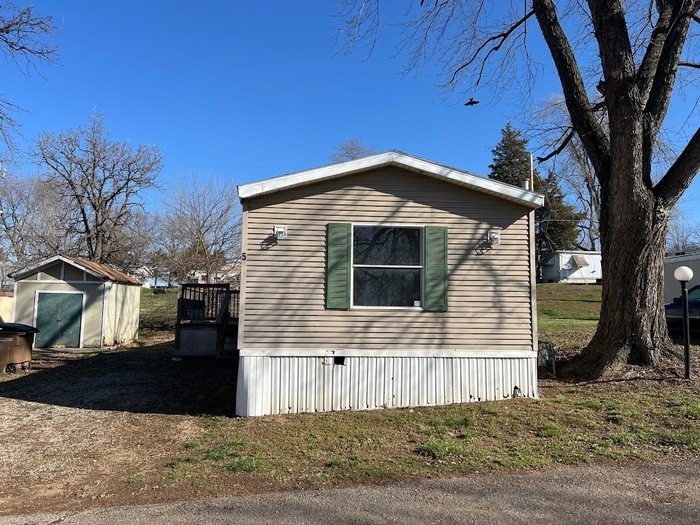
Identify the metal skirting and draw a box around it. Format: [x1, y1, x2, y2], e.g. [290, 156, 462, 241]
[235, 354, 537, 417]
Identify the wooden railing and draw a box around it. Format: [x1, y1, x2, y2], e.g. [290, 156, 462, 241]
[216, 290, 232, 356]
[177, 284, 239, 323]
[175, 283, 239, 357]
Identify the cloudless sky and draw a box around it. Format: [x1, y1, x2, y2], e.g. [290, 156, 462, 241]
[2, 1, 699, 220]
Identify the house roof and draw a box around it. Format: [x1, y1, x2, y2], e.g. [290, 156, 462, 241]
[10, 255, 142, 286]
[238, 151, 544, 209]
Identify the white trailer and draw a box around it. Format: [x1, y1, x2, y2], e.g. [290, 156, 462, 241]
[540, 251, 602, 284]
[664, 253, 700, 304]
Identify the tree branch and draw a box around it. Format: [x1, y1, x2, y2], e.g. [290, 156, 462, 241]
[449, 10, 535, 86]
[0, 3, 57, 71]
[643, 2, 697, 134]
[536, 128, 575, 163]
[654, 126, 700, 206]
[533, 0, 610, 179]
[636, 2, 675, 106]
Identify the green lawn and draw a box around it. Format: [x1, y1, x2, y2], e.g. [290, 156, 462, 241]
[537, 283, 601, 350]
[139, 287, 179, 334]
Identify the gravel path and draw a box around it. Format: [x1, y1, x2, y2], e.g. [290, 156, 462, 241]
[2, 460, 699, 525]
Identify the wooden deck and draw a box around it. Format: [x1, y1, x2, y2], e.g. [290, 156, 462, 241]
[175, 284, 239, 358]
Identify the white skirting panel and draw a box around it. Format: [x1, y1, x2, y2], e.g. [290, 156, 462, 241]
[235, 353, 537, 417]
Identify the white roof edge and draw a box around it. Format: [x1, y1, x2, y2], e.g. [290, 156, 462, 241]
[554, 250, 602, 255]
[238, 151, 544, 208]
[10, 255, 104, 281]
[665, 252, 700, 262]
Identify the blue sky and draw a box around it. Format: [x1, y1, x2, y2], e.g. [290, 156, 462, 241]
[2, 1, 699, 219]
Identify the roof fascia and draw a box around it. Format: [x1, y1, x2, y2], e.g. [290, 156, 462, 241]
[10, 255, 106, 282]
[238, 151, 543, 208]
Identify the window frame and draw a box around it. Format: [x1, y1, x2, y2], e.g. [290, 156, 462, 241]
[350, 223, 426, 310]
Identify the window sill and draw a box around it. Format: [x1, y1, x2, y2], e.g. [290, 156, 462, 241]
[351, 306, 424, 311]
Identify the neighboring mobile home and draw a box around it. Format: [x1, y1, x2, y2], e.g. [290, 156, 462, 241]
[11, 256, 142, 348]
[235, 151, 544, 417]
[539, 250, 602, 284]
[664, 252, 700, 304]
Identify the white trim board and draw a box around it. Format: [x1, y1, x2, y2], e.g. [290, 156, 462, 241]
[238, 348, 536, 358]
[18, 280, 105, 285]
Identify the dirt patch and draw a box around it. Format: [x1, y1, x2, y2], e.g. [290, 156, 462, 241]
[0, 337, 248, 515]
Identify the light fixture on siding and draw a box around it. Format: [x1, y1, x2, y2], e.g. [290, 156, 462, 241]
[487, 228, 501, 247]
[273, 225, 287, 240]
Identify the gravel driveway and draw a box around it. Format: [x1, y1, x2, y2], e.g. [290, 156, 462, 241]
[2, 460, 698, 525]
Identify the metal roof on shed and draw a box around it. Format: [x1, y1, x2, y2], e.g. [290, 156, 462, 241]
[10, 255, 142, 286]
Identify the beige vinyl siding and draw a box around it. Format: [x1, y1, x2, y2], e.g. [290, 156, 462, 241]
[241, 167, 533, 352]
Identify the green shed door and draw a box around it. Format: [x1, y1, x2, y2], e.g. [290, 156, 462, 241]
[35, 292, 83, 348]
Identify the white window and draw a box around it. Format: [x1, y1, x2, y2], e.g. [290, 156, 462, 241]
[352, 225, 423, 307]
[326, 223, 447, 312]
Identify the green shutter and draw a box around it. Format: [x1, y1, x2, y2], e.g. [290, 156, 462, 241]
[425, 226, 448, 312]
[326, 223, 351, 309]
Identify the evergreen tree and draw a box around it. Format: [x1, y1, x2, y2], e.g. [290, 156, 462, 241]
[488, 123, 532, 188]
[536, 171, 582, 256]
[488, 123, 581, 270]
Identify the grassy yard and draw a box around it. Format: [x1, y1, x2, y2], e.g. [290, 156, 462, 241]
[139, 287, 179, 334]
[537, 283, 602, 356]
[0, 284, 698, 514]
[135, 286, 700, 489]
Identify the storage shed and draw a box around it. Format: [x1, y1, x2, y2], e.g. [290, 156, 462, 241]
[539, 250, 602, 284]
[11, 256, 142, 349]
[235, 151, 544, 417]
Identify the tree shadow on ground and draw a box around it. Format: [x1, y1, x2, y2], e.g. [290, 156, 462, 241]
[0, 338, 237, 416]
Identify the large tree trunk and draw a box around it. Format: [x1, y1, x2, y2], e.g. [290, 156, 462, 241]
[563, 93, 678, 378]
[571, 202, 676, 377]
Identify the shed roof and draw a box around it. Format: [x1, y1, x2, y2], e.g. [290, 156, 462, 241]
[238, 151, 544, 209]
[10, 255, 142, 286]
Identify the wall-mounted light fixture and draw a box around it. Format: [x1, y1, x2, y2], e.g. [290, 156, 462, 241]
[488, 228, 501, 247]
[274, 225, 287, 240]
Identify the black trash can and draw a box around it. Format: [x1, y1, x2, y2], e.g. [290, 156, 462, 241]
[0, 323, 39, 374]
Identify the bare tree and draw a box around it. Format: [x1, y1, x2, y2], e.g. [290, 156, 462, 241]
[529, 97, 602, 250]
[27, 176, 83, 259]
[106, 209, 158, 274]
[0, 3, 57, 156]
[159, 177, 241, 284]
[0, 173, 34, 266]
[0, 172, 80, 268]
[667, 204, 700, 254]
[558, 138, 600, 251]
[34, 114, 162, 264]
[531, 94, 681, 251]
[339, 0, 700, 378]
[330, 138, 377, 163]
